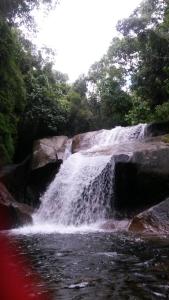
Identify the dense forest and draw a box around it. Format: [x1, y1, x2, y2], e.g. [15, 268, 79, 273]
[0, 0, 169, 165]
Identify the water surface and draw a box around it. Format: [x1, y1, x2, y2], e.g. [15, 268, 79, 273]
[7, 231, 169, 300]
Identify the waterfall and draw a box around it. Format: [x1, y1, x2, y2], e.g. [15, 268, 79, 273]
[34, 124, 147, 226]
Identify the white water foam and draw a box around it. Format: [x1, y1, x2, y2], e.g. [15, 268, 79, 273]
[11, 222, 105, 235]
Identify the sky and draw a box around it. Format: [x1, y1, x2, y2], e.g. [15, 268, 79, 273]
[34, 0, 142, 82]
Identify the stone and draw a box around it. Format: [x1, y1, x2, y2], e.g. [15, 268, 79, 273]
[27, 160, 62, 207]
[0, 157, 31, 205]
[0, 155, 62, 208]
[146, 121, 169, 137]
[0, 182, 33, 230]
[72, 130, 103, 153]
[129, 198, 169, 234]
[32, 136, 68, 170]
[113, 139, 169, 217]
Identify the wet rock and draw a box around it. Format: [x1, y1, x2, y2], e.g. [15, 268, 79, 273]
[27, 160, 62, 207]
[129, 198, 169, 234]
[113, 141, 169, 217]
[146, 121, 169, 137]
[72, 130, 103, 153]
[32, 136, 68, 169]
[0, 150, 62, 208]
[0, 156, 31, 205]
[0, 182, 33, 230]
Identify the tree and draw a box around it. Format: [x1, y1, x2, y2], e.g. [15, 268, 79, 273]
[0, 0, 59, 26]
[65, 86, 93, 136]
[15, 63, 71, 161]
[0, 20, 26, 163]
[88, 58, 131, 129]
[114, 0, 169, 108]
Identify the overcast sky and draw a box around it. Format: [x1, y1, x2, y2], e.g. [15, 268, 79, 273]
[34, 0, 142, 81]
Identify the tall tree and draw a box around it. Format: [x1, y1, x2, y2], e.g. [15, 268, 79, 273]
[0, 0, 58, 26]
[0, 20, 26, 163]
[88, 57, 131, 129]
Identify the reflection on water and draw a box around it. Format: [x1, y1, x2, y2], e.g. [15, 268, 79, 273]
[7, 232, 169, 299]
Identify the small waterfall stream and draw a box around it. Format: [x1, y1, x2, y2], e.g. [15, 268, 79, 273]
[33, 124, 147, 227]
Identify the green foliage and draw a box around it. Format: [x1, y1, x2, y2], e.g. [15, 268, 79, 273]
[0, 20, 26, 162]
[98, 0, 169, 125]
[0, 0, 58, 27]
[88, 59, 131, 129]
[65, 88, 93, 135]
[125, 97, 153, 125]
[153, 102, 169, 122]
[0, 113, 15, 163]
[114, 0, 169, 109]
[16, 65, 71, 160]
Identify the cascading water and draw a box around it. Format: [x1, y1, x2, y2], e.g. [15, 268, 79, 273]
[34, 124, 147, 227]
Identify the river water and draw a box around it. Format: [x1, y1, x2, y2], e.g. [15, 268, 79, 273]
[7, 231, 169, 300]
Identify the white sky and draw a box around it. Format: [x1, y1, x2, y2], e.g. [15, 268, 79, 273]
[33, 0, 142, 82]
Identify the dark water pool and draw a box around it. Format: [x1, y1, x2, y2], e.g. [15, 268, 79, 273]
[6, 232, 169, 300]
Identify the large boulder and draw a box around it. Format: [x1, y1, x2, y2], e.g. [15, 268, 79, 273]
[129, 198, 169, 234]
[0, 157, 31, 205]
[72, 130, 103, 153]
[0, 155, 62, 208]
[113, 139, 169, 217]
[32, 135, 69, 170]
[0, 135, 68, 208]
[0, 182, 33, 230]
[145, 121, 169, 137]
[26, 160, 62, 207]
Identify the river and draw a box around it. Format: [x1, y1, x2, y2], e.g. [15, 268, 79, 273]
[7, 231, 169, 300]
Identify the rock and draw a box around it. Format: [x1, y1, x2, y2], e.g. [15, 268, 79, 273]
[146, 121, 169, 137]
[72, 130, 103, 153]
[27, 160, 62, 207]
[0, 157, 31, 205]
[0, 135, 67, 208]
[113, 139, 169, 217]
[32, 136, 68, 170]
[129, 198, 169, 234]
[0, 182, 33, 230]
[0, 154, 62, 208]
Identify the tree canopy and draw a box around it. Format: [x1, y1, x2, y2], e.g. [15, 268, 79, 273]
[1, 0, 169, 164]
[0, 0, 58, 26]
